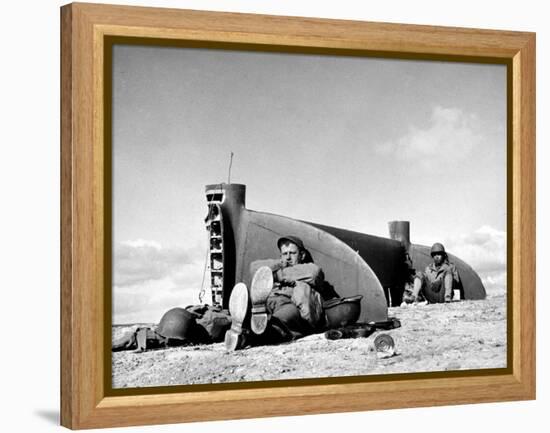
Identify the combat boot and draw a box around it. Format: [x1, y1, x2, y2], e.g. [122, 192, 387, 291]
[224, 282, 249, 351]
[249, 266, 274, 335]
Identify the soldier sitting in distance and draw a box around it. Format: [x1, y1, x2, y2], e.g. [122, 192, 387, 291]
[402, 242, 460, 305]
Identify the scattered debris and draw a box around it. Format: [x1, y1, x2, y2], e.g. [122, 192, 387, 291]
[112, 295, 506, 388]
[374, 334, 396, 359]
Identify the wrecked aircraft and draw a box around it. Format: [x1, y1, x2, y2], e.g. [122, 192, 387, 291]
[204, 183, 486, 323]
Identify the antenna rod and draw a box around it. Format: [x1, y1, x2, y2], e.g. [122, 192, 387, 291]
[228, 151, 234, 184]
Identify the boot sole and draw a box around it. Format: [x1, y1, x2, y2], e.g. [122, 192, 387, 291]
[224, 329, 246, 351]
[250, 266, 274, 335]
[228, 282, 248, 331]
[225, 282, 249, 351]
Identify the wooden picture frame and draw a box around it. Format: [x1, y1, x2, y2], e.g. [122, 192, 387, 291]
[60, 2, 535, 429]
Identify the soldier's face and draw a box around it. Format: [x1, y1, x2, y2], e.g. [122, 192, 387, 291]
[432, 253, 444, 265]
[280, 243, 301, 267]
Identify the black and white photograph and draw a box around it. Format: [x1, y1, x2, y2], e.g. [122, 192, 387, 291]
[110, 44, 508, 389]
[2, 0, 546, 431]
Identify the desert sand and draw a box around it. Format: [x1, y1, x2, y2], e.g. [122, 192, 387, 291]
[112, 293, 506, 388]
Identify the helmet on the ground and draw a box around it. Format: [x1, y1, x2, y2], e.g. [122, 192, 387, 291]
[430, 242, 446, 257]
[156, 307, 197, 340]
[323, 295, 363, 328]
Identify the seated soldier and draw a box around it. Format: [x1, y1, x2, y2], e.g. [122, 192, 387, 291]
[225, 235, 325, 351]
[403, 242, 460, 305]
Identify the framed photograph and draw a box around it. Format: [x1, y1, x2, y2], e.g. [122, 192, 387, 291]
[61, 2, 535, 429]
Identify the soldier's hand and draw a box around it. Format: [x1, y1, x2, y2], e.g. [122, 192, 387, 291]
[280, 278, 296, 287]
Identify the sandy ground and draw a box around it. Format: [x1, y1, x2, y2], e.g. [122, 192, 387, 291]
[111, 293, 506, 388]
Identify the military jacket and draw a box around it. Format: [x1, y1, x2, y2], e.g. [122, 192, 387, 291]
[250, 259, 324, 291]
[424, 261, 460, 284]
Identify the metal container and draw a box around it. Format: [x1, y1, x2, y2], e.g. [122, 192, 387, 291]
[323, 295, 363, 328]
[374, 333, 396, 358]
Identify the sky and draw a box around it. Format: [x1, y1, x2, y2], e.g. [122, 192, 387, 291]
[112, 44, 507, 324]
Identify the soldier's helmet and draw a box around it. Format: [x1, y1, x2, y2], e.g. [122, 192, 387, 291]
[430, 242, 446, 257]
[277, 235, 305, 251]
[156, 307, 197, 340]
[323, 295, 363, 328]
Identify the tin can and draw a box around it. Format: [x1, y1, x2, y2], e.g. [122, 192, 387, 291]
[374, 333, 396, 358]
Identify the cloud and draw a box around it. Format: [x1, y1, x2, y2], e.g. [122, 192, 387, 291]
[112, 239, 208, 323]
[444, 225, 506, 294]
[375, 106, 481, 169]
[114, 239, 203, 287]
[479, 270, 507, 296]
[113, 278, 201, 324]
